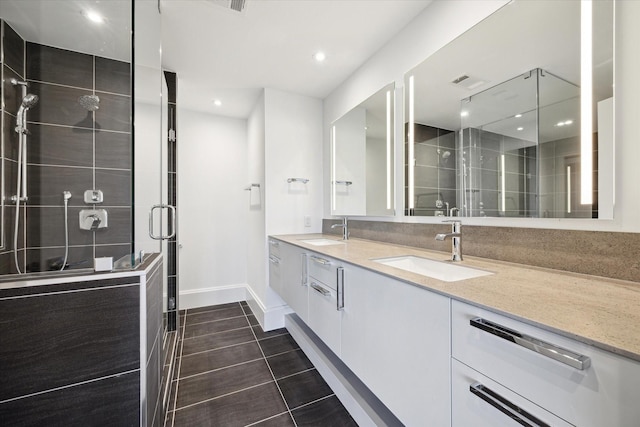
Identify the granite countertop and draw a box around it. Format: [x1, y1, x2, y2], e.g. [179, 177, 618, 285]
[272, 233, 640, 362]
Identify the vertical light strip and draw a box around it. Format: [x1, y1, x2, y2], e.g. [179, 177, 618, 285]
[567, 166, 572, 213]
[331, 125, 336, 210]
[386, 90, 392, 210]
[408, 76, 415, 210]
[500, 154, 506, 212]
[580, 0, 593, 204]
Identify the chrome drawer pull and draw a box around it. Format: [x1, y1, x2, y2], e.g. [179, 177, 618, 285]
[268, 255, 280, 265]
[336, 267, 345, 311]
[310, 282, 330, 296]
[269, 240, 279, 247]
[470, 317, 591, 370]
[470, 383, 550, 427]
[310, 255, 331, 265]
[301, 253, 308, 286]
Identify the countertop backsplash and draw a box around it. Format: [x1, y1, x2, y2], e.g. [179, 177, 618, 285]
[323, 219, 640, 283]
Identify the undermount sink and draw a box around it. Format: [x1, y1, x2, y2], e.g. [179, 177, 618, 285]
[373, 255, 493, 282]
[300, 238, 345, 246]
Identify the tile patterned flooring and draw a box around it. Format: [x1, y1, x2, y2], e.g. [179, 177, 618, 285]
[165, 301, 358, 427]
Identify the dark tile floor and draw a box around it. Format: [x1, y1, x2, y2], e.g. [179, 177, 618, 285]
[165, 301, 358, 427]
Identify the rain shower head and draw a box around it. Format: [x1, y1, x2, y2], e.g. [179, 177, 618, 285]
[78, 94, 100, 111]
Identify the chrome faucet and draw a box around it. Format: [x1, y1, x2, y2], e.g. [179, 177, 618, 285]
[331, 217, 349, 240]
[435, 220, 462, 261]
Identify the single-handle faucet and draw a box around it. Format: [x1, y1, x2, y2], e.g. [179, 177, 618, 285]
[331, 217, 349, 240]
[435, 220, 462, 261]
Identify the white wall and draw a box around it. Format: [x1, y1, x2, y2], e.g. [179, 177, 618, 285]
[177, 108, 249, 308]
[323, 0, 640, 233]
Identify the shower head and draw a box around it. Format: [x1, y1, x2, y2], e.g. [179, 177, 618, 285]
[78, 94, 100, 111]
[21, 93, 39, 109]
[15, 94, 39, 133]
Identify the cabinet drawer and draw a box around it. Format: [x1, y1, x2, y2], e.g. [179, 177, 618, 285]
[452, 359, 572, 427]
[452, 300, 640, 427]
[308, 253, 340, 290]
[268, 238, 281, 257]
[307, 279, 341, 356]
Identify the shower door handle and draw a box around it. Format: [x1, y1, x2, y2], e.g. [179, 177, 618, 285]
[149, 204, 176, 240]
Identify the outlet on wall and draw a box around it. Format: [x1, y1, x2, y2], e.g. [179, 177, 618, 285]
[304, 216, 311, 227]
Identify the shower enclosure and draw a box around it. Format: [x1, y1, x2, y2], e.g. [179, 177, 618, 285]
[459, 68, 595, 218]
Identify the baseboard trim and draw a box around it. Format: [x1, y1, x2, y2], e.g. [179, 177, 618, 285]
[245, 286, 293, 331]
[285, 314, 402, 427]
[179, 284, 247, 310]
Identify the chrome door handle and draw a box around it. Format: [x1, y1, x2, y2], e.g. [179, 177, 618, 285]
[310, 282, 330, 296]
[336, 267, 344, 311]
[469, 383, 550, 427]
[149, 204, 176, 240]
[310, 255, 331, 265]
[470, 317, 591, 370]
[269, 255, 280, 265]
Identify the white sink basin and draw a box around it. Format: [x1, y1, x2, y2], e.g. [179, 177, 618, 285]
[373, 255, 493, 282]
[300, 238, 345, 246]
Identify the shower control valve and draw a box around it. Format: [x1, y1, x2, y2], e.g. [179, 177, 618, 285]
[84, 189, 104, 204]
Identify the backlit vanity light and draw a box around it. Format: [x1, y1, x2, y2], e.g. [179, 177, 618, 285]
[386, 90, 392, 210]
[331, 125, 337, 210]
[408, 75, 415, 210]
[580, 0, 593, 205]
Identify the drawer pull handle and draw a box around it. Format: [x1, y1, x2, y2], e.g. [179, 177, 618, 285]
[310, 282, 331, 296]
[269, 255, 280, 265]
[301, 253, 308, 286]
[470, 317, 591, 370]
[469, 383, 550, 427]
[310, 255, 331, 265]
[269, 240, 280, 247]
[337, 267, 345, 311]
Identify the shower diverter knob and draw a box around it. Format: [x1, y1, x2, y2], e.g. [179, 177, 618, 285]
[84, 189, 104, 203]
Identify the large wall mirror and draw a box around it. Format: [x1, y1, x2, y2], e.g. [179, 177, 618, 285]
[405, 0, 614, 219]
[331, 83, 395, 216]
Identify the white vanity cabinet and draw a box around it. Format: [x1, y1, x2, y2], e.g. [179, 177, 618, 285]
[267, 239, 283, 295]
[340, 265, 451, 427]
[452, 300, 640, 427]
[279, 243, 309, 322]
[307, 253, 344, 356]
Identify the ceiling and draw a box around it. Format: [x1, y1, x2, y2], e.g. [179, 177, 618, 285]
[159, 0, 431, 118]
[1, 0, 431, 118]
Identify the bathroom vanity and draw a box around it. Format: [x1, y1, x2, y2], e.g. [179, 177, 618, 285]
[0, 254, 168, 427]
[269, 234, 640, 427]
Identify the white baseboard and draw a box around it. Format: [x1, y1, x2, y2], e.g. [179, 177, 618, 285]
[245, 286, 293, 331]
[179, 284, 247, 310]
[179, 284, 292, 331]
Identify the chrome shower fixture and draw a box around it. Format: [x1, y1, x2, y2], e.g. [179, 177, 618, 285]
[78, 94, 100, 111]
[15, 94, 39, 134]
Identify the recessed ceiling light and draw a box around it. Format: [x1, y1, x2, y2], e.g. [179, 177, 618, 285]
[515, 114, 522, 118]
[213, 99, 222, 107]
[83, 10, 104, 24]
[460, 111, 469, 117]
[517, 127, 524, 131]
[564, 119, 573, 125]
[313, 51, 326, 62]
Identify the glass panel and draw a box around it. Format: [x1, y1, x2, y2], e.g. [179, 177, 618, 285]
[0, 1, 132, 275]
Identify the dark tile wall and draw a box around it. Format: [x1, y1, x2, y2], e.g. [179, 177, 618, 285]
[146, 261, 164, 427]
[164, 71, 178, 332]
[405, 122, 457, 217]
[0, 21, 132, 274]
[0, 276, 141, 424]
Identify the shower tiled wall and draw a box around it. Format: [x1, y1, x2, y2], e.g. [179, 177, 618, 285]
[0, 20, 132, 273]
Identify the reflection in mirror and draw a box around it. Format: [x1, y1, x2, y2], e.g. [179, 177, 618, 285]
[405, 0, 613, 219]
[332, 83, 395, 216]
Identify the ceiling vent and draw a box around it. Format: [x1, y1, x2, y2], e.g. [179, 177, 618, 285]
[451, 74, 487, 91]
[205, 0, 247, 13]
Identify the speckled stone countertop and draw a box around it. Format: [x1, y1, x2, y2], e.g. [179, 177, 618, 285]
[272, 234, 640, 362]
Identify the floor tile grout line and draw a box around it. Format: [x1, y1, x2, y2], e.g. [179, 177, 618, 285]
[179, 338, 257, 358]
[183, 302, 244, 318]
[287, 393, 337, 412]
[173, 379, 276, 412]
[243, 306, 299, 427]
[181, 325, 253, 342]
[176, 357, 266, 381]
[243, 411, 291, 427]
[255, 330, 290, 342]
[273, 367, 317, 382]
[168, 308, 188, 427]
[183, 313, 249, 328]
[263, 347, 303, 360]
